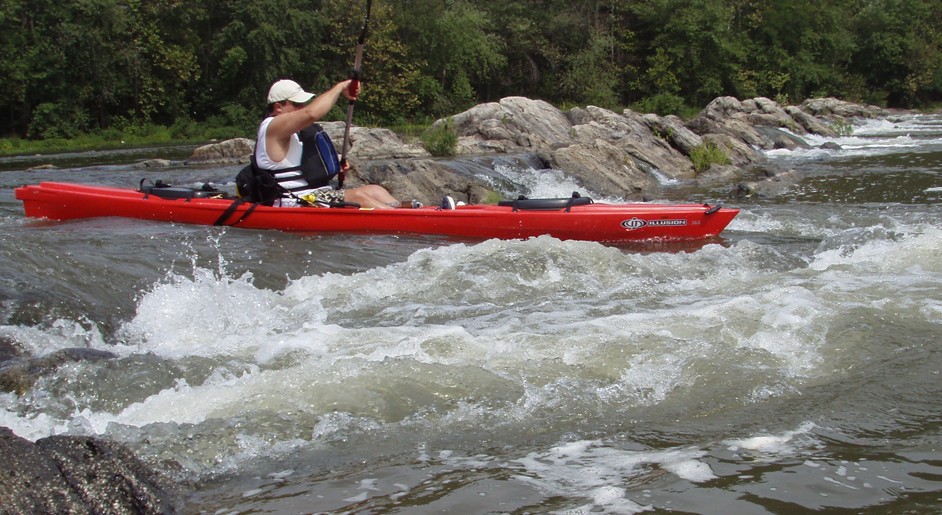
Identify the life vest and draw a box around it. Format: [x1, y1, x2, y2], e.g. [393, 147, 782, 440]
[237, 123, 342, 204]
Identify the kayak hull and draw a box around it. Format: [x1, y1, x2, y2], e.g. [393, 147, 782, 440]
[16, 182, 739, 242]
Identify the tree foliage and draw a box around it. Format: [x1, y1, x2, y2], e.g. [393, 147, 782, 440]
[0, 0, 940, 140]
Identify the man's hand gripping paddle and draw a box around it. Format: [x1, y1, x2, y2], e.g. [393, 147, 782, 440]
[338, 0, 372, 189]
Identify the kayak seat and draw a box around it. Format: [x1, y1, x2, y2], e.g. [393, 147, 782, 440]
[498, 192, 593, 212]
[140, 179, 228, 201]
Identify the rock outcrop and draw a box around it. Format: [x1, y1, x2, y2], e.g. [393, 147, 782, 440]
[185, 96, 888, 203]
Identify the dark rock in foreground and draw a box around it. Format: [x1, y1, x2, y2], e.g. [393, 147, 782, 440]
[0, 427, 181, 513]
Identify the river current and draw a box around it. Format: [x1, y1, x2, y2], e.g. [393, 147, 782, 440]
[1, 114, 940, 513]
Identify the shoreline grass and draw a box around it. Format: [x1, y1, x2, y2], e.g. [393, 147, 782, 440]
[0, 120, 250, 158]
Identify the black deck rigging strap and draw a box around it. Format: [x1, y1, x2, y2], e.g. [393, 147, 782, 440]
[212, 194, 362, 227]
[213, 197, 258, 226]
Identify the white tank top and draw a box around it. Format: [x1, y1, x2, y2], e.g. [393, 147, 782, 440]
[255, 117, 316, 199]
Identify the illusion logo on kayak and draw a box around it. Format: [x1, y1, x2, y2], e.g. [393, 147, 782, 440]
[621, 217, 688, 230]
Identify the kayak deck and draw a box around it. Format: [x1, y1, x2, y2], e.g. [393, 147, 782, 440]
[16, 182, 739, 242]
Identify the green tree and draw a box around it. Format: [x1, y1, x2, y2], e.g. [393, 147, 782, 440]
[472, 2, 556, 99]
[119, 0, 200, 124]
[194, 0, 329, 128]
[637, 47, 685, 115]
[391, 0, 506, 116]
[0, 0, 49, 136]
[733, 0, 855, 104]
[319, 0, 424, 125]
[630, 0, 744, 107]
[3, 0, 942, 142]
[849, 0, 942, 106]
[558, 29, 621, 108]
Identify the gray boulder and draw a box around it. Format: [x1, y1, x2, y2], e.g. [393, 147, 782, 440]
[799, 97, 887, 119]
[319, 121, 429, 160]
[355, 158, 494, 205]
[549, 139, 652, 195]
[785, 105, 836, 136]
[0, 427, 181, 513]
[687, 96, 802, 151]
[432, 98, 706, 198]
[641, 113, 704, 155]
[567, 106, 695, 179]
[185, 138, 254, 165]
[447, 97, 575, 153]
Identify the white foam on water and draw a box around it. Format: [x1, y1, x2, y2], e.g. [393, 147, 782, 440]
[508, 439, 715, 513]
[649, 168, 680, 185]
[735, 286, 829, 377]
[810, 225, 942, 274]
[766, 114, 942, 160]
[606, 352, 691, 406]
[852, 115, 942, 137]
[2, 211, 938, 484]
[116, 269, 293, 360]
[489, 162, 626, 203]
[0, 406, 70, 441]
[724, 207, 846, 240]
[726, 421, 818, 456]
[0, 318, 109, 358]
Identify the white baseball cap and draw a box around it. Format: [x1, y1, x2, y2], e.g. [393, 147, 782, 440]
[267, 79, 315, 104]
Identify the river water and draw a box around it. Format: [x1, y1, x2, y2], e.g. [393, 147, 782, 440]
[1, 114, 940, 513]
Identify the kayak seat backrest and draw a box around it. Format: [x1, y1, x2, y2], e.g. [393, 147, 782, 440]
[140, 179, 228, 201]
[497, 196, 594, 212]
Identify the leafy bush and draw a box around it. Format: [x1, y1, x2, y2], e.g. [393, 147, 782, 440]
[169, 117, 200, 139]
[421, 119, 458, 157]
[830, 119, 854, 136]
[27, 103, 90, 140]
[219, 103, 260, 136]
[689, 141, 730, 174]
[637, 93, 686, 116]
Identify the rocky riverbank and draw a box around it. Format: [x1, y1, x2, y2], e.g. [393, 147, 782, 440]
[186, 95, 887, 203]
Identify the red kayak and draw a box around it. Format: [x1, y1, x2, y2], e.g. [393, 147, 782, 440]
[16, 181, 738, 243]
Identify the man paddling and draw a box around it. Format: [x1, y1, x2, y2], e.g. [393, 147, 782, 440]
[255, 79, 399, 208]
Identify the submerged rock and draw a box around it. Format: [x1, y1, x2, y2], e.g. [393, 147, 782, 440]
[27, 164, 58, 171]
[134, 159, 173, 168]
[735, 168, 806, 198]
[0, 347, 118, 395]
[0, 335, 23, 363]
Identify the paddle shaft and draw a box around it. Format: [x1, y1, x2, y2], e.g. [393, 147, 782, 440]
[339, 0, 372, 189]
